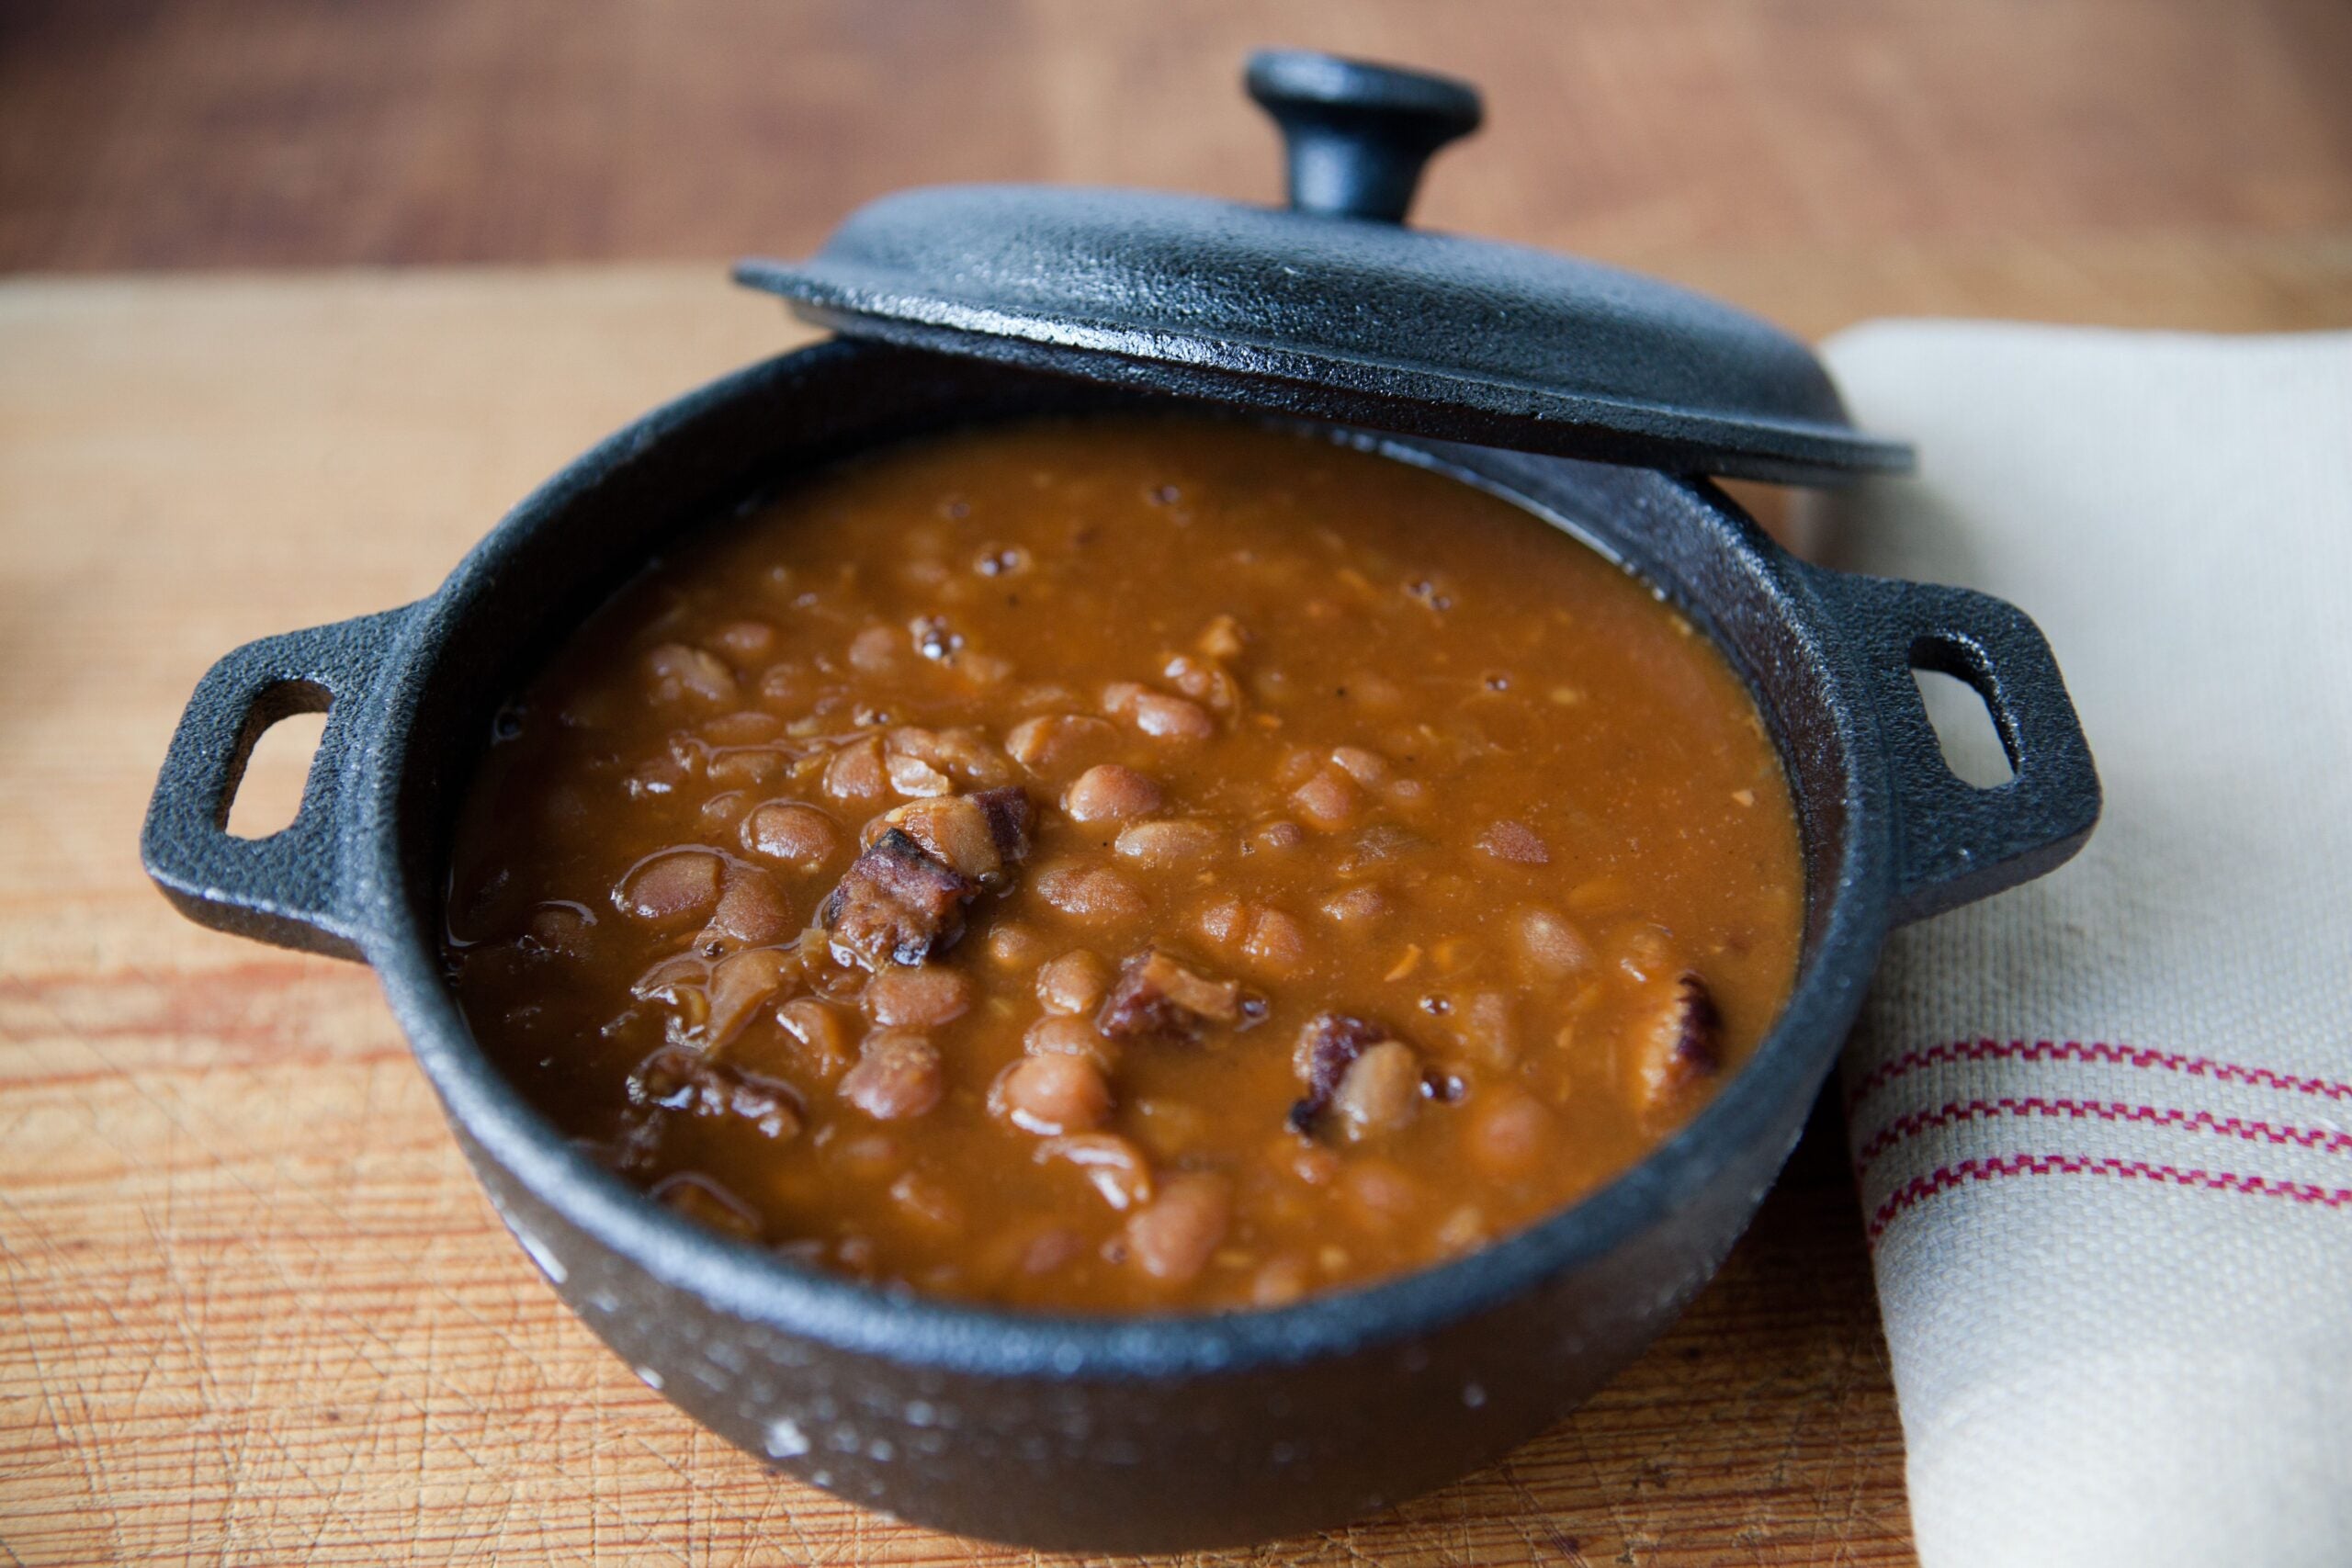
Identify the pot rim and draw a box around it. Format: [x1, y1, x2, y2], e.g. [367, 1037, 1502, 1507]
[354, 342, 1902, 1380]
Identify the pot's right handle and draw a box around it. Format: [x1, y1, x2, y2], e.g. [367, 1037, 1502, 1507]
[141, 606, 418, 961]
[1804, 568, 2100, 925]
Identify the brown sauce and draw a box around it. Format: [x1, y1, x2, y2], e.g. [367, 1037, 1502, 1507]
[444, 416, 1804, 1313]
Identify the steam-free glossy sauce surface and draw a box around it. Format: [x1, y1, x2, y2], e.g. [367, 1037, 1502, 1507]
[446, 418, 1804, 1313]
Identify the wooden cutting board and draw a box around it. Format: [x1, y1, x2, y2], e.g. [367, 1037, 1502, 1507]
[3, 248, 2343, 1565]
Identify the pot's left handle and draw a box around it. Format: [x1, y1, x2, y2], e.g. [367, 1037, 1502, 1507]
[141, 605, 420, 961]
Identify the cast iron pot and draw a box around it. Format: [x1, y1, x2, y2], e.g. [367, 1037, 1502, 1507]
[141, 339, 2097, 1551]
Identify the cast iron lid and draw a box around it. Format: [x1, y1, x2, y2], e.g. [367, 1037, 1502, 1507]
[735, 50, 1911, 485]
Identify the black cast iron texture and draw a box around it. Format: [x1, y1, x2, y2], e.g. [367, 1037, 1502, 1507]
[734, 51, 1915, 488]
[141, 341, 2097, 1550]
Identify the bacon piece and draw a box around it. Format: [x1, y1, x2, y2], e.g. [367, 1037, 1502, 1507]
[1095, 947, 1243, 1043]
[822, 787, 1037, 966]
[820, 828, 978, 966]
[1287, 1012, 1395, 1135]
[971, 785, 1035, 867]
[1633, 971, 1723, 1112]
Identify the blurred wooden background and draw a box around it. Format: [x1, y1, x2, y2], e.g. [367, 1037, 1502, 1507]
[1, 4, 2347, 1566]
[6, 0, 2352, 276]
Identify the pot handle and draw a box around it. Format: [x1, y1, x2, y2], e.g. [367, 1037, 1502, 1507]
[1804, 568, 2100, 925]
[141, 605, 419, 960]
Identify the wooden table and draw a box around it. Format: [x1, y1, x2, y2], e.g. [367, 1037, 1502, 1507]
[3, 5, 2348, 1564]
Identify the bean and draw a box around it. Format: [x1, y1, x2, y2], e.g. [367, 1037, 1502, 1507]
[1250, 1254, 1314, 1307]
[1385, 777, 1430, 809]
[888, 1170, 963, 1231]
[624, 948, 705, 998]
[703, 710, 782, 745]
[1339, 1158, 1423, 1235]
[864, 965, 972, 1028]
[885, 727, 942, 763]
[1035, 1132, 1154, 1211]
[1289, 766, 1360, 830]
[1020, 1226, 1085, 1276]
[1035, 949, 1110, 1015]
[1329, 746, 1389, 784]
[711, 619, 778, 662]
[616, 850, 723, 924]
[985, 919, 1049, 969]
[1286, 1140, 1340, 1187]
[1035, 863, 1148, 924]
[1003, 713, 1117, 773]
[1444, 990, 1518, 1069]
[906, 726, 1014, 787]
[1064, 764, 1163, 824]
[625, 753, 686, 796]
[831, 1132, 904, 1179]
[706, 947, 797, 1045]
[1329, 1040, 1421, 1142]
[708, 867, 794, 946]
[1162, 653, 1240, 713]
[991, 1054, 1113, 1134]
[1435, 1205, 1489, 1255]
[776, 998, 854, 1080]
[955, 649, 1016, 688]
[1113, 818, 1223, 869]
[1347, 674, 1406, 713]
[1252, 819, 1306, 852]
[1241, 907, 1307, 976]
[742, 801, 841, 868]
[1514, 906, 1592, 977]
[1023, 1013, 1110, 1066]
[1476, 818, 1550, 864]
[1197, 615, 1246, 660]
[847, 624, 899, 672]
[645, 643, 738, 706]
[839, 1032, 944, 1120]
[525, 902, 594, 958]
[1272, 747, 1321, 789]
[1129, 691, 1216, 742]
[707, 750, 777, 788]
[699, 790, 747, 831]
[1467, 1089, 1552, 1179]
[1613, 922, 1679, 983]
[757, 663, 807, 709]
[886, 751, 954, 797]
[1320, 884, 1389, 925]
[1125, 1173, 1232, 1284]
[1195, 897, 1247, 947]
[823, 737, 888, 803]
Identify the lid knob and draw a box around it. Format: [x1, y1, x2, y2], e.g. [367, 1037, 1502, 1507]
[1245, 50, 1483, 225]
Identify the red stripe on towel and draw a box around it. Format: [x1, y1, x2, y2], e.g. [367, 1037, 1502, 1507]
[1845, 1039, 2352, 1115]
[1867, 1154, 2352, 1240]
[1853, 1098, 2352, 1173]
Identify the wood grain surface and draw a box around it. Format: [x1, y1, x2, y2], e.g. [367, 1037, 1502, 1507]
[4, 2, 2351, 1563]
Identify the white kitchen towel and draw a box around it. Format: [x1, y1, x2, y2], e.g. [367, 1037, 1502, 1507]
[1813, 323, 2352, 1568]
